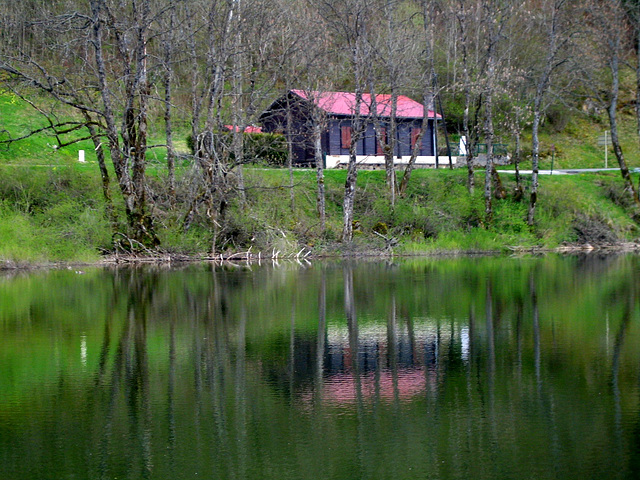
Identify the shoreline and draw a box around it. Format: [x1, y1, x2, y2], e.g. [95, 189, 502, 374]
[3, 241, 640, 272]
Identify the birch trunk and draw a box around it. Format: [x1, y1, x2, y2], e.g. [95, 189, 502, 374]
[313, 122, 326, 232]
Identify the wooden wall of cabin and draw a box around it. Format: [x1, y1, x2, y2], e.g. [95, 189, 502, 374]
[327, 118, 435, 157]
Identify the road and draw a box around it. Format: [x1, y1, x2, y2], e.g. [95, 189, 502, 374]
[498, 168, 626, 176]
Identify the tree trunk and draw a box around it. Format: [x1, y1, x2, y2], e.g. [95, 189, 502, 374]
[608, 45, 640, 205]
[383, 92, 398, 207]
[129, 0, 158, 247]
[314, 122, 326, 232]
[83, 113, 118, 232]
[286, 95, 295, 212]
[513, 129, 523, 201]
[231, 19, 246, 204]
[90, 0, 158, 247]
[456, 0, 475, 194]
[399, 0, 435, 196]
[483, 48, 496, 224]
[343, 86, 364, 242]
[368, 84, 398, 206]
[163, 0, 176, 205]
[398, 87, 433, 196]
[343, 129, 360, 242]
[527, 111, 542, 225]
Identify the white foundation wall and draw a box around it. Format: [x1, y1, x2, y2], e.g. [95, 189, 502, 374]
[325, 155, 457, 169]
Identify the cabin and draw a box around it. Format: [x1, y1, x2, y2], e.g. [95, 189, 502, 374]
[259, 89, 447, 168]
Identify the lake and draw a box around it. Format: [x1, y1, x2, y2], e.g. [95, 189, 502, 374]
[1, 255, 640, 479]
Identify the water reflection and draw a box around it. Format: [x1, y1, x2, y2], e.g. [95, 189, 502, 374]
[271, 265, 476, 409]
[2, 256, 640, 479]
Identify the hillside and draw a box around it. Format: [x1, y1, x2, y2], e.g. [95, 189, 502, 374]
[1, 93, 640, 264]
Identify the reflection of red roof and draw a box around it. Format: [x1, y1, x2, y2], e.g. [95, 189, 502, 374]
[301, 368, 429, 406]
[291, 90, 441, 119]
[224, 125, 263, 133]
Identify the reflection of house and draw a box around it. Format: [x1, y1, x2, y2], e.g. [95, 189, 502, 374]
[262, 320, 470, 406]
[259, 90, 447, 168]
[304, 369, 430, 405]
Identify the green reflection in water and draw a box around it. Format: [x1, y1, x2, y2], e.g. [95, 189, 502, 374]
[1, 255, 640, 479]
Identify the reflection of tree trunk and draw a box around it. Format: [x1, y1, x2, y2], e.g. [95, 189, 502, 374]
[207, 296, 230, 471]
[516, 296, 523, 380]
[468, 303, 475, 370]
[631, 326, 640, 478]
[345, 266, 362, 404]
[311, 269, 328, 470]
[133, 308, 152, 480]
[315, 272, 326, 408]
[289, 301, 296, 402]
[388, 295, 400, 407]
[485, 282, 495, 390]
[484, 280, 498, 468]
[192, 308, 203, 463]
[531, 277, 541, 395]
[344, 264, 366, 473]
[612, 302, 631, 465]
[167, 316, 176, 477]
[95, 315, 112, 385]
[465, 303, 475, 450]
[99, 314, 131, 480]
[530, 270, 562, 472]
[235, 307, 247, 479]
[435, 317, 442, 391]
[405, 307, 417, 367]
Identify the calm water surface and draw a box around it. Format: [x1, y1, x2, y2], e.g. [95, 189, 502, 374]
[1, 255, 640, 479]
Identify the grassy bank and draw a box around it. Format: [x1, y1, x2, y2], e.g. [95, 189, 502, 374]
[2, 90, 640, 264]
[1, 162, 639, 264]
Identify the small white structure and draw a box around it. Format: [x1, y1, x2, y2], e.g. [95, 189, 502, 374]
[459, 136, 467, 156]
[78, 150, 86, 163]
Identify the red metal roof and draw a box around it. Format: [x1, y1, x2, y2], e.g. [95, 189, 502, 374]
[291, 89, 441, 119]
[224, 125, 263, 133]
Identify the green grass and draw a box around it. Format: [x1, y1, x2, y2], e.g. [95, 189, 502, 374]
[1, 157, 640, 263]
[513, 110, 640, 171]
[2, 92, 640, 262]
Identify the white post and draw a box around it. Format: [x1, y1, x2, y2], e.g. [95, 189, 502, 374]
[604, 131, 608, 169]
[79, 150, 86, 163]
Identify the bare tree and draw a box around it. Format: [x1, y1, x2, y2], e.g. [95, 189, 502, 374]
[90, 0, 159, 246]
[623, 0, 640, 147]
[479, 0, 506, 224]
[161, 0, 178, 205]
[398, 0, 437, 196]
[0, 0, 162, 246]
[449, 0, 485, 194]
[182, 0, 241, 250]
[579, 0, 639, 208]
[527, 0, 574, 225]
[366, 0, 418, 206]
[316, 0, 372, 242]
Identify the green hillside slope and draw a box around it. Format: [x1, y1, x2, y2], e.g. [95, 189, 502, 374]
[1, 93, 640, 264]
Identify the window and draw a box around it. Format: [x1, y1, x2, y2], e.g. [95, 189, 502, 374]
[341, 126, 352, 149]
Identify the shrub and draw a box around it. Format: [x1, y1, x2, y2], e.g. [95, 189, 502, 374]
[546, 105, 572, 133]
[185, 131, 287, 166]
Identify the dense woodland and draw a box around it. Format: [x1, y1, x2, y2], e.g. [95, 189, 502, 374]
[1, 0, 640, 254]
